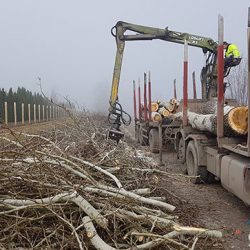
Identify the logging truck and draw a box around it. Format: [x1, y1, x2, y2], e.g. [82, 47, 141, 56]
[108, 10, 250, 206]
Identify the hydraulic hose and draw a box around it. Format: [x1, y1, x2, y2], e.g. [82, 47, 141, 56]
[108, 101, 131, 127]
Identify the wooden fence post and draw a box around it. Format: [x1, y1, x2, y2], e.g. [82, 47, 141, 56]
[14, 102, 17, 126]
[38, 105, 41, 122]
[4, 102, 8, 125]
[42, 105, 45, 121]
[34, 104, 36, 123]
[22, 103, 24, 125]
[28, 104, 31, 124]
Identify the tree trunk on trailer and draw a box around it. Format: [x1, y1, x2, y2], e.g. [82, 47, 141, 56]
[176, 105, 248, 136]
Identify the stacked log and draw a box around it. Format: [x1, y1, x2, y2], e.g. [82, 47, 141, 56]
[150, 98, 179, 122]
[151, 102, 159, 112]
[158, 107, 170, 117]
[151, 111, 162, 122]
[227, 106, 248, 135]
[176, 103, 248, 136]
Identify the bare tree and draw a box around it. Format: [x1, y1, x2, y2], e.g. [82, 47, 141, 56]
[226, 58, 248, 105]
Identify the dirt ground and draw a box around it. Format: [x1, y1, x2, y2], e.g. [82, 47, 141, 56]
[2, 121, 250, 249]
[125, 126, 250, 250]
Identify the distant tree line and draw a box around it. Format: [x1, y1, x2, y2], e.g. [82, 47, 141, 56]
[0, 87, 52, 123]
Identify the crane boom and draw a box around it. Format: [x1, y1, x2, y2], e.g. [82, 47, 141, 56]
[107, 21, 219, 142]
[114, 21, 217, 50]
[109, 21, 218, 107]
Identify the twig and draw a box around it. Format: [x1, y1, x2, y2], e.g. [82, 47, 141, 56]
[191, 237, 199, 250]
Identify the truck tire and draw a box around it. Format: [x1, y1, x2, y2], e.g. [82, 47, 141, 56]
[186, 140, 208, 184]
[149, 129, 159, 153]
[177, 136, 185, 163]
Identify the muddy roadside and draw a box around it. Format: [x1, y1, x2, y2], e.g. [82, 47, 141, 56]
[124, 126, 250, 250]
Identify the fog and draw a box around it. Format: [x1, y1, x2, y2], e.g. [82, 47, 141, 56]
[0, 0, 249, 115]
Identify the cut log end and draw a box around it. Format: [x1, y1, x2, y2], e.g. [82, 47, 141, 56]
[152, 112, 162, 122]
[158, 107, 170, 117]
[228, 106, 248, 135]
[151, 102, 159, 112]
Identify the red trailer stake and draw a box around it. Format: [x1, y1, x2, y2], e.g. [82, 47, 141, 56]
[133, 80, 137, 121]
[183, 40, 188, 126]
[247, 7, 250, 152]
[192, 71, 197, 99]
[138, 79, 141, 121]
[144, 73, 148, 121]
[174, 79, 177, 100]
[148, 71, 152, 121]
[217, 15, 224, 140]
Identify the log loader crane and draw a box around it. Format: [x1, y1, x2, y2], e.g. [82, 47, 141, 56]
[107, 12, 250, 207]
[107, 21, 233, 141]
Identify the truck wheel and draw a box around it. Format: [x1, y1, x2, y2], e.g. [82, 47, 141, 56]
[177, 137, 185, 163]
[186, 141, 208, 184]
[149, 129, 159, 153]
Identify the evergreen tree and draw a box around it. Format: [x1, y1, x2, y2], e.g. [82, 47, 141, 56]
[7, 88, 14, 122]
[0, 88, 6, 123]
[0, 86, 67, 123]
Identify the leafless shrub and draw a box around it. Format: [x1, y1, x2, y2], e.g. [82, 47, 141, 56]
[0, 111, 224, 249]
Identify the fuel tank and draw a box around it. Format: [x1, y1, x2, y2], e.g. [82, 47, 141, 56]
[221, 154, 250, 205]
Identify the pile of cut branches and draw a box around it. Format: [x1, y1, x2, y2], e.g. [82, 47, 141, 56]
[0, 112, 223, 249]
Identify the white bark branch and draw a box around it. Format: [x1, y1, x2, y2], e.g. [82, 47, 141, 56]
[83, 216, 117, 250]
[1, 192, 108, 229]
[173, 225, 223, 238]
[70, 156, 123, 189]
[97, 184, 176, 212]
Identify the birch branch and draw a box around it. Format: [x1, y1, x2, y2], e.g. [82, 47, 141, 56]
[97, 184, 176, 212]
[70, 156, 123, 189]
[173, 225, 223, 238]
[1, 192, 108, 229]
[83, 216, 117, 250]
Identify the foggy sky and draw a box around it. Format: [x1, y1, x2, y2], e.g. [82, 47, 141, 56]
[0, 0, 249, 115]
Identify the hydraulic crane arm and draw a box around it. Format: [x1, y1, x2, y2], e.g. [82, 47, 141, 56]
[108, 21, 218, 142]
[113, 21, 217, 50]
[109, 21, 218, 107]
